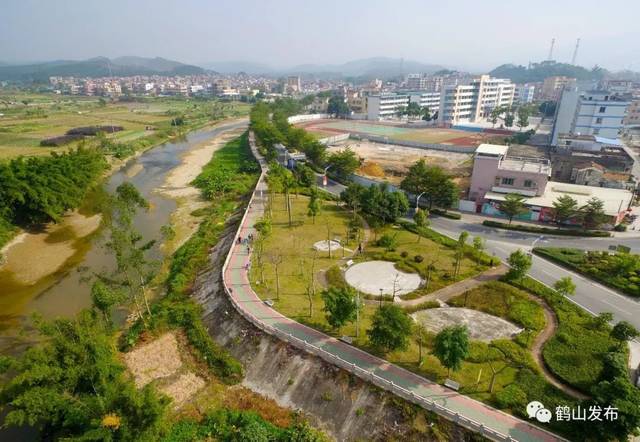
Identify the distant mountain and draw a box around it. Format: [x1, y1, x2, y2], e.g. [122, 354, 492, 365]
[0, 56, 207, 82]
[490, 61, 607, 83]
[201, 57, 446, 79]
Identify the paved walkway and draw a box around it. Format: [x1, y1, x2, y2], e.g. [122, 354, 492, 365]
[221, 133, 563, 442]
[399, 264, 509, 307]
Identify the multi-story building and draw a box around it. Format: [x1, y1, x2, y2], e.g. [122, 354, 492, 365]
[466, 143, 632, 225]
[624, 99, 640, 128]
[366, 93, 410, 120]
[551, 89, 631, 143]
[541, 76, 576, 100]
[286, 76, 301, 93]
[406, 73, 428, 90]
[408, 92, 440, 113]
[514, 84, 536, 104]
[437, 75, 514, 124]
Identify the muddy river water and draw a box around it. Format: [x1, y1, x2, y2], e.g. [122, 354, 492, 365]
[0, 120, 248, 356]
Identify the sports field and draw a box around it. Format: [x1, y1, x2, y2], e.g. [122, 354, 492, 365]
[300, 119, 490, 146]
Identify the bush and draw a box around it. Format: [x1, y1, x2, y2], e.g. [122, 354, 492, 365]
[40, 134, 85, 146]
[400, 251, 409, 258]
[431, 208, 462, 219]
[495, 384, 528, 409]
[377, 233, 398, 251]
[614, 223, 628, 232]
[414, 254, 424, 263]
[482, 220, 610, 237]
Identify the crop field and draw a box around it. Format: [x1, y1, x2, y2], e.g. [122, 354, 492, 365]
[0, 91, 250, 159]
[299, 119, 491, 146]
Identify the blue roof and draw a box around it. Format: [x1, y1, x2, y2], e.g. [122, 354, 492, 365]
[595, 136, 622, 146]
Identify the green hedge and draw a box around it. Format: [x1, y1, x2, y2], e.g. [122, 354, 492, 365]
[430, 208, 462, 219]
[482, 220, 610, 237]
[533, 247, 640, 297]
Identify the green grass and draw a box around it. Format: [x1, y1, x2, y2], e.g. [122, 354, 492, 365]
[483, 220, 610, 237]
[534, 247, 640, 297]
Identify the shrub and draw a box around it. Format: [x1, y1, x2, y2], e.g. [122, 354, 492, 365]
[495, 384, 527, 409]
[482, 220, 610, 237]
[414, 255, 424, 263]
[431, 208, 462, 219]
[400, 251, 409, 258]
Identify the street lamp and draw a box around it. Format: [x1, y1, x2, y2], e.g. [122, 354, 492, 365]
[416, 191, 426, 212]
[322, 165, 332, 187]
[379, 288, 384, 307]
[529, 235, 544, 258]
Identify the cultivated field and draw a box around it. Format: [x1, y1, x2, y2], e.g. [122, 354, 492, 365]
[0, 91, 250, 159]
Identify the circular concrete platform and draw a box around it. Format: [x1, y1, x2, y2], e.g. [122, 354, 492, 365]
[412, 307, 523, 341]
[344, 260, 421, 296]
[313, 240, 343, 252]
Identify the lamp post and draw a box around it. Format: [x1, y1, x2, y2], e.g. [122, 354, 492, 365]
[322, 165, 332, 187]
[416, 191, 426, 212]
[379, 288, 384, 308]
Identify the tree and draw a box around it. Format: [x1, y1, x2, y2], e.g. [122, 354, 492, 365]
[413, 209, 429, 242]
[472, 236, 485, 257]
[454, 231, 469, 278]
[400, 160, 458, 210]
[422, 106, 432, 121]
[367, 304, 413, 353]
[405, 101, 422, 119]
[580, 197, 607, 230]
[326, 147, 360, 181]
[507, 249, 532, 281]
[307, 187, 321, 223]
[414, 323, 430, 366]
[552, 195, 579, 224]
[327, 96, 350, 116]
[489, 106, 503, 128]
[433, 325, 470, 376]
[516, 107, 530, 131]
[340, 182, 365, 218]
[504, 112, 515, 128]
[499, 193, 527, 224]
[0, 311, 168, 439]
[360, 183, 410, 224]
[269, 251, 284, 300]
[321, 286, 360, 331]
[554, 276, 576, 297]
[611, 321, 639, 341]
[294, 163, 315, 187]
[593, 312, 614, 330]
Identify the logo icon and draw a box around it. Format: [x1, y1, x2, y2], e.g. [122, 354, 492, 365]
[526, 401, 552, 423]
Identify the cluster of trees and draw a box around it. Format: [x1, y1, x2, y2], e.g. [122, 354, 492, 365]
[250, 101, 327, 166]
[325, 147, 360, 181]
[489, 104, 534, 131]
[400, 159, 458, 210]
[395, 102, 437, 121]
[340, 182, 409, 224]
[490, 62, 606, 84]
[0, 147, 107, 225]
[327, 96, 350, 117]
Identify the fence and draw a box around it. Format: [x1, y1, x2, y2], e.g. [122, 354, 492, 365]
[287, 113, 332, 124]
[348, 133, 476, 154]
[219, 132, 562, 442]
[318, 133, 350, 145]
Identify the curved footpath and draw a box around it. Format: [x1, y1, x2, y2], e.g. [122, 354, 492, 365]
[221, 132, 564, 442]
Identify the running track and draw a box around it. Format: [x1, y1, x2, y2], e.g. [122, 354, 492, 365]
[221, 132, 563, 442]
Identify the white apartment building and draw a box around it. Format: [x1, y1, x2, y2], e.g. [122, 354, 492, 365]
[367, 93, 410, 119]
[408, 92, 440, 112]
[514, 84, 536, 104]
[551, 89, 631, 144]
[406, 74, 428, 90]
[438, 75, 515, 124]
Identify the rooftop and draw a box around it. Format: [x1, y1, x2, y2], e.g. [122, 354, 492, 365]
[475, 143, 509, 157]
[485, 182, 632, 216]
[498, 156, 552, 175]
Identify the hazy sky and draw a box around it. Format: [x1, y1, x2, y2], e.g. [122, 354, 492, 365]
[1, 0, 639, 72]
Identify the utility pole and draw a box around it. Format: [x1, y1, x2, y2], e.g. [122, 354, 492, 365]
[571, 38, 581, 65]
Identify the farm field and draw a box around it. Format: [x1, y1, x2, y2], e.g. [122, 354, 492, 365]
[299, 119, 494, 146]
[0, 91, 250, 159]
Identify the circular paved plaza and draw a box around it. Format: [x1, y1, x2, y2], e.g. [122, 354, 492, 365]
[412, 307, 523, 341]
[344, 260, 421, 296]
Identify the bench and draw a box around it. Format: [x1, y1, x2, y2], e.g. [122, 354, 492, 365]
[444, 379, 460, 391]
[345, 259, 354, 267]
[339, 336, 353, 344]
[264, 299, 274, 307]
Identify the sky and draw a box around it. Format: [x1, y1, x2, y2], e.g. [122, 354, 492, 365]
[1, 0, 639, 72]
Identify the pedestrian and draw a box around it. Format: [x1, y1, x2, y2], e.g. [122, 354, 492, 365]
[358, 242, 363, 254]
[237, 236, 242, 244]
[247, 245, 251, 254]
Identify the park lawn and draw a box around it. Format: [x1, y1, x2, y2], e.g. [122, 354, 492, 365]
[534, 247, 640, 297]
[364, 225, 487, 299]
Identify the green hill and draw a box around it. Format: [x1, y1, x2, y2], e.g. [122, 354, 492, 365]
[490, 61, 607, 83]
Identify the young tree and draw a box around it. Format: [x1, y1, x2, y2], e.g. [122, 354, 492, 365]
[593, 312, 614, 330]
[405, 101, 422, 119]
[340, 182, 365, 219]
[611, 321, 639, 341]
[321, 286, 360, 331]
[499, 193, 527, 224]
[552, 195, 579, 224]
[506, 249, 532, 281]
[454, 231, 469, 278]
[422, 106, 432, 121]
[554, 276, 576, 297]
[504, 112, 515, 128]
[327, 147, 360, 181]
[489, 106, 503, 128]
[307, 187, 321, 223]
[401, 161, 458, 210]
[269, 251, 284, 300]
[367, 304, 413, 353]
[433, 325, 470, 376]
[415, 323, 430, 366]
[516, 107, 530, 131]
[413, 209, 429, 242]
[580, 197, 607, 230]
[327, 96, 350, 117]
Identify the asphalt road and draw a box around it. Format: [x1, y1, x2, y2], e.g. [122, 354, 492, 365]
[316, 175, 640, 328]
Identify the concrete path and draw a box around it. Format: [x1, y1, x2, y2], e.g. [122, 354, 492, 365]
[220, 133, 564, 442]
[399, 264, 509, 307]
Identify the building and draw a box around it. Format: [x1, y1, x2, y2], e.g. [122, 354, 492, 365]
[366, 93, 409, 120]
[466, 144, 632, 225]
[408, 92, 440, 113]
[286, 76, 301, 94]
[551, 89, 631, 143]
[406, 74, 428, 90]
[541, 76, 576, 100]
[514, 84, 536, 104]
[624, 100, 640, 128]
[438, 75, 514, 124]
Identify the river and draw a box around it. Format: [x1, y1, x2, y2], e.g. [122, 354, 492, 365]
[0, 120, 248, 356]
